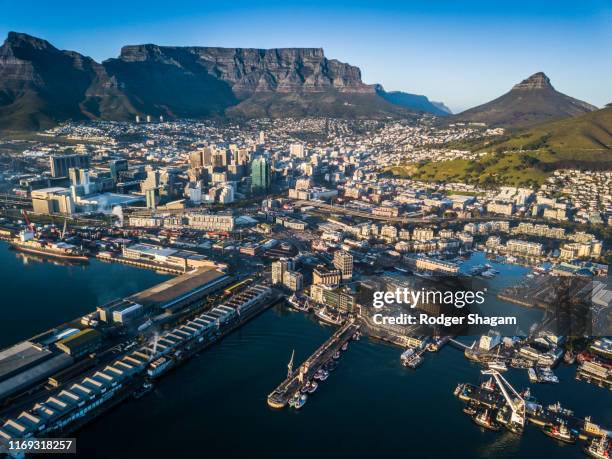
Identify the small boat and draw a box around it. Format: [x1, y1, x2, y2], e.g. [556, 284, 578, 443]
[294, 394, 308, 409]
[541, 421, 576, 444]
[133, 381, 153, 399]
[287, 293, 302, 310]
[307, 381, 318, 394]
[537, 366, 559, 384]
[315, 307, 343, 326]
[324, 360, 338, 372]
[528, 368, 538, 383]
[472, 409, 501, 431]
[463, 405, 478, 416]
[481, 377, 496, 392]
[584, 435, 610, 459]
[547, 402, 574, 417]
[563, 350, 576, 365]
[402, 353, 423, 369]
[314, 369, 329, 381]
[332, 351, 340, 360]
[341, 342, 349, 351]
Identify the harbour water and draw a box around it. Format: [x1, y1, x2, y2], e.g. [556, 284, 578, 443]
[1, 246, 610, 458]
[0, 242, 170, 348]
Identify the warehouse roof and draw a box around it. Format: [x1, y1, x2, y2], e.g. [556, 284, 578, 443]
[56, 329, 102, 350]
[131, 267, 229, 307]
[0, 342, 52, 383]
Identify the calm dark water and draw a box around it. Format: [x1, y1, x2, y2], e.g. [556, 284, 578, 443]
[0, 245, 609, 459]
[0, 242, 170, 348]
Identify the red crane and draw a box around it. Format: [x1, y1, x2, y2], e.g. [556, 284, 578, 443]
[21, 209, 33, 231]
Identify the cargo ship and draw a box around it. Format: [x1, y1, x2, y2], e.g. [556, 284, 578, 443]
[10, 231, 88, 261]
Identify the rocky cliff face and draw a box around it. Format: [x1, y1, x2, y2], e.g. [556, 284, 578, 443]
[110, 45, 375, 96]
[0, 31, 445, 131]
[0, 32, 136, 130]
[511, 72, 553, 91]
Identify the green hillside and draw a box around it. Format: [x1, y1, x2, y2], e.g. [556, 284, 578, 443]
[393, 106, 612, 186]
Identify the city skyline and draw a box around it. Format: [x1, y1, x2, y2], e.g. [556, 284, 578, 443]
[1, 0, 611, 112]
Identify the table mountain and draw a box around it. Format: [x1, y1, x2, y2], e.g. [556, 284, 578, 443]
[0, 32, 450, 131]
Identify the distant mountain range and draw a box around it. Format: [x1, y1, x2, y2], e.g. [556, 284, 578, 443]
[376, 88, 452, 116]
[451, 72, 597, 128]
[0, 32, 601, 132]
[0, 32, 453, 131]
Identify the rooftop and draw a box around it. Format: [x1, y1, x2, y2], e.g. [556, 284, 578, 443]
[131, 267, 229, 308]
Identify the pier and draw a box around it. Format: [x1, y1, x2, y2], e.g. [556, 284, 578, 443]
[267, 320, 359, 408]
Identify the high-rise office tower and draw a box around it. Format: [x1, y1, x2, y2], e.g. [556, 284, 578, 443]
[333, 250, 353, 280]
[49, 154, 90, 178]
[110, 159, 128, 183]
[250, 156, 271, 194]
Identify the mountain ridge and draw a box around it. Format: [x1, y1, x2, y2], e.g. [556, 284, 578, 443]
[452, 72, 597, 129]
[0, 32, 451, 131]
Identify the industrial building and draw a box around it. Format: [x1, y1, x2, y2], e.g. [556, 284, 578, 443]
[55, 329, 103, 358]
[122, 243, 220, 271]
[130, 267, 231, 313]
[0, 342, 74, 403]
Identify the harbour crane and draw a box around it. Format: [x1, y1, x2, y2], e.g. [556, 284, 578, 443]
[287, 349, 295, 379]
[21, 209, 33, 231]
[481, 369, 525, 433]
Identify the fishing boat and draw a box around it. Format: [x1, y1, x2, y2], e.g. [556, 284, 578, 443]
[584, 435, 610, 459]
[541, 421, 576, 444]
[472, 409, 501, 431]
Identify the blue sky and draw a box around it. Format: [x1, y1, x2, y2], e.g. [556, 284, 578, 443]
[1, 0, 610, 113]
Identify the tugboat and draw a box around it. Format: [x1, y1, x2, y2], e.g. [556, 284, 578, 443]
[472, 409, 501, 431]
[584, 435, 610, 459]
[541, 420, 576, 444]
